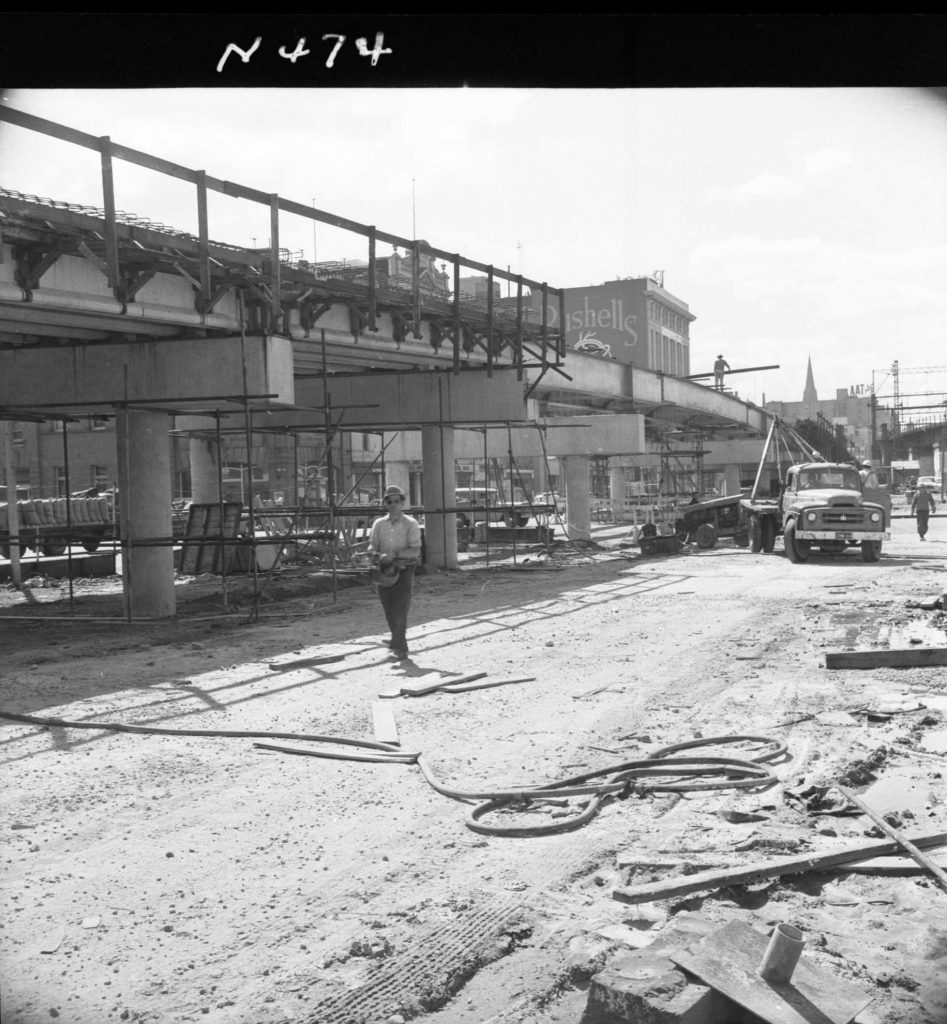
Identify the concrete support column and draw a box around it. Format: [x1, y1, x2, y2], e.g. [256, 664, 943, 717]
[609, 465, 626, 522]
[421, 423, 457, 570]
[116, 408, 175, 618]
[188, 435, 221, 504]
[722, 463, 742, 499]
[562, 455, 592, 542]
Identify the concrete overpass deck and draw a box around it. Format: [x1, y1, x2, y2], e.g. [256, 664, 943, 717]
[0, 105, 770, 618]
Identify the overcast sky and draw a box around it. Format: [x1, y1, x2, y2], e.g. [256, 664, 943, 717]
[2, 86, 945, 410]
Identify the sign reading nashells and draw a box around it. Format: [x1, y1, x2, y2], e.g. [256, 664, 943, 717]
[526, 276, 694, 376]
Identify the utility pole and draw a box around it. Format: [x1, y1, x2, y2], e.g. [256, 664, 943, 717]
[892, 359, 901, 457]
[870, 371, 878, 463]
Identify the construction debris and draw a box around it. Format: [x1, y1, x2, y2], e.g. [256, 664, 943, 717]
[267, 653, 347, 671]
[826, 647, 947, 669]
[377, 674, 536, 699]
[611, 830, 947, 905]
[833, 784, 947, 894]
[671, 920, 872, 1024]
[371, 702, 399, 746]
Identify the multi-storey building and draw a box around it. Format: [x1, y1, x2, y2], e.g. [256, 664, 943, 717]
[527, 272, 693, 375]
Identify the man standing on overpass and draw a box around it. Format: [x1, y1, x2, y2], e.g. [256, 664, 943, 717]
[713, 355, 731, 390]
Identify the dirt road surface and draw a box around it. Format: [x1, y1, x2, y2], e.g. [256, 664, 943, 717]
[2, 516, 946, 1024]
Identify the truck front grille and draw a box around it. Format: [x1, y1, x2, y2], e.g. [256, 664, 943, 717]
[819, 510, 869, 527]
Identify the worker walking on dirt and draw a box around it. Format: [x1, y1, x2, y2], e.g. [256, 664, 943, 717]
[368, 485, 422, 660]
[713, 355, 731, 390]
[910, 483, 937, 541]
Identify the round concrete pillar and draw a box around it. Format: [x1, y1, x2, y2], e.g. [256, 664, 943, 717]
[188, 435, 221, 504]
[116, 408, 175, 618]
[562, 455, 592, 542]
[175, 415, 221, 504]
[421, 423, 457, 569]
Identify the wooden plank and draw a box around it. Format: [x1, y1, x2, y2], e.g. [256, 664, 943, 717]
[840, 849, 947, 875]
[399, 672, 488, 697]
[440, 676, 535, 693]
[826, 647, 947, 669]
[611, 830, 947, 905]
[267, 654, 345, 671]
[672, 920, 871, 1024]
[371, 702, 399, 746]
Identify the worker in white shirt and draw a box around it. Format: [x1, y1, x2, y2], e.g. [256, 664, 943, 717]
[367, 485, 422, 660]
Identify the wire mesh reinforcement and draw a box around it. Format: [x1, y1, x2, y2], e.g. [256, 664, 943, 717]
[300, 892, 524, 1024]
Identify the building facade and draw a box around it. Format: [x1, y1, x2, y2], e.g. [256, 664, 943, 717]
[527, 273, 693, 375]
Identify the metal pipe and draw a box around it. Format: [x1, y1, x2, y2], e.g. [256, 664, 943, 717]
[321, 328, 338, 603]
[238, 291, 259, 611]
[62, 417, 74, 610]
[1, 421, 22, 587]
[507, 420, 517, 566]
[120, 370, 132, 623]
[750, 417, 778, 501]
[483, 427, 490, 568]
[835, 784, 947, 893]
[758, 923, 805, 985]
[215, 411, 228, 614]
[438, 377, 447, 570]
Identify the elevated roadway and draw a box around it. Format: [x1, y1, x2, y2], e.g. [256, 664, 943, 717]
[0, 107, 769, 616]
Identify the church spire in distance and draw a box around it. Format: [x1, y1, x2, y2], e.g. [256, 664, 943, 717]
[803, 356, 818, 405]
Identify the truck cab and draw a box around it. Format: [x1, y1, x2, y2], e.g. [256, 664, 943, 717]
[780, 462, 889, 563]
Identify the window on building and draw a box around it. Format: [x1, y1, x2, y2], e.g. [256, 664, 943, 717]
[52, 419, 65, 433]
[175, 469, 192, 501]
[91, 416, 109, 431]
[91, 465, 109, 490]
[55, 468, 67, 496]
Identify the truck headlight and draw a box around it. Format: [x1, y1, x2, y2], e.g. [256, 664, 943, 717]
[806, 511, 817, 523]
[870, 511, 880, 523]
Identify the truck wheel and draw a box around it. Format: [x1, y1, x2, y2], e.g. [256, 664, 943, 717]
[861, 540, 882, 562]
[695, 523, 717, 549]
[733, 530, 749, 548]
[783, 520, 810, 563]
[41, 540, 67, 557]
[749, 516, 763, 552]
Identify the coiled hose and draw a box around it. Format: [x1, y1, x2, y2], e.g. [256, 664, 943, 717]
[0, 711, 784, 838]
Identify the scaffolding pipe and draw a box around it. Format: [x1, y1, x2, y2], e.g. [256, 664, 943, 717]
[1, 421, 22, 587]
[321, 328, 338, 603]
[120, 369, 132, 623]
[215, 411, 228, 614]
[749, 417, 778, 501]
[483, 427, 491, 568]
[239, 292, 259, 616]
[438, 377, 448, 570]
[507, 420, 517, 566]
